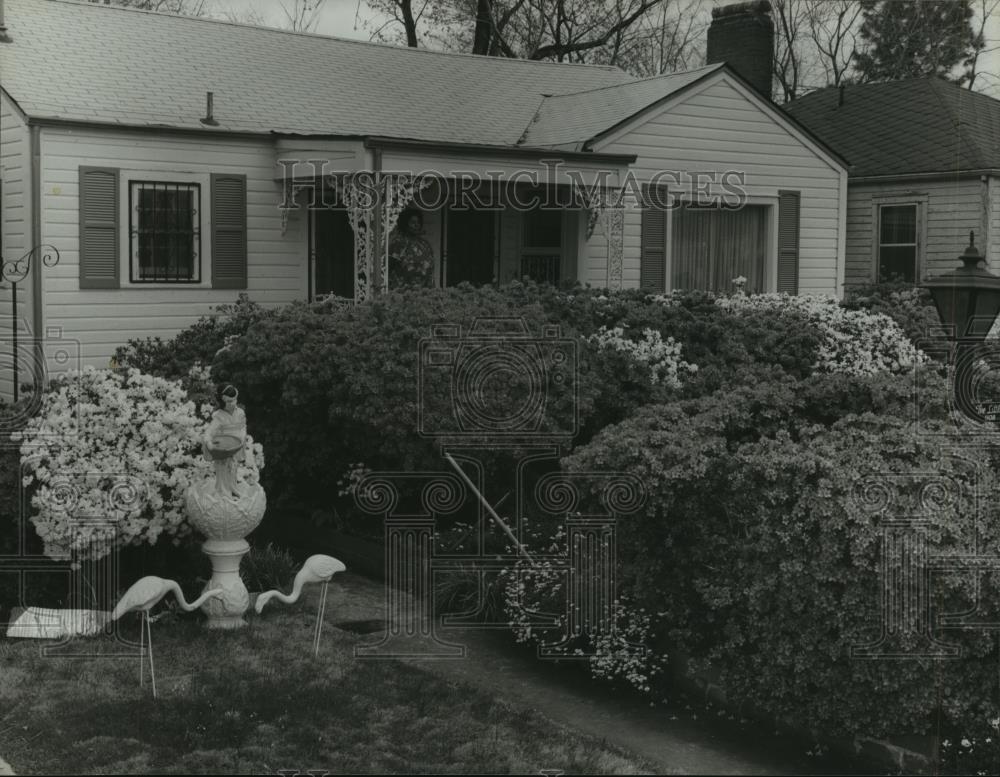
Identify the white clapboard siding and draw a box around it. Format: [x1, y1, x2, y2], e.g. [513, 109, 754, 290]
[40, 126, 306, 375]
[845, 177, 983, 287]
[988, 176, 1000, 269]
[0, 92, 36, 400]
[586, 73, 844, 296]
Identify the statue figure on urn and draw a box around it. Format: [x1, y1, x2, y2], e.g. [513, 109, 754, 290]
[203, 384, 251, 497]
[185, 383, 267, 629]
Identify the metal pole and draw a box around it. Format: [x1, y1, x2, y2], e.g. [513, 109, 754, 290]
[443, 452, 532, 561]
[11, 280, 17, 403]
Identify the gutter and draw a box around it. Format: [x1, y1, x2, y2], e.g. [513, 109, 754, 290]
[25, 114, 271, 137]
[20, 116, 639, 165]
[850, 169, 1000, 184]
[364, 136, 636, 165]
[29, 124, 43, 390]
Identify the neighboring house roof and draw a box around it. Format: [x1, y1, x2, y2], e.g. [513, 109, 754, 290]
[519, 64, 724, 150]
[0, 0, 631, 145]
[784, 77, 1000, 178]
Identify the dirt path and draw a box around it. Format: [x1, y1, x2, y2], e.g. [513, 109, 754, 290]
[330, 573, 848, 776]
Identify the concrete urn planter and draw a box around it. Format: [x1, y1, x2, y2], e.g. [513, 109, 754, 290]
[185, 480, 266, 629]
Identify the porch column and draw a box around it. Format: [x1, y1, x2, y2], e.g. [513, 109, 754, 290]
[586, 189, 624, 290]
[603, 205, 624, 290]
[345, 173, 431, 301]
[344, 174, 375, 302]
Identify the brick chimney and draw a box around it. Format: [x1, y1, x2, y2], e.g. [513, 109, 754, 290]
[706, 1, 774, 100]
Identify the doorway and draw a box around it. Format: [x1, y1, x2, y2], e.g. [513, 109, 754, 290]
[446, 208, 496, 286]
[312, 208, 355, 299]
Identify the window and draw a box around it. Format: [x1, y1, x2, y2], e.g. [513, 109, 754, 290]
[671, 204, 768, 293]
[521, 208, 562, 284]
[129, 181, 201, 283]
[877, 204, 918, 283]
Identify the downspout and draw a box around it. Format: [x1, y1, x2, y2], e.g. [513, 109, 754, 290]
[836, 167, 848, 298]
[30, 125, 43, 388]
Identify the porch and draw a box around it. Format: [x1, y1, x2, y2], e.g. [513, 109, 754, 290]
[274, 137, 633, 302]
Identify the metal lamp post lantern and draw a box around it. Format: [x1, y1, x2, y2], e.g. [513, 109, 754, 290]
[922, 232, 1000, 422]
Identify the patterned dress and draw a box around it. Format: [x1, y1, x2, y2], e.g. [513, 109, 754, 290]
[388, 229, 435, 288]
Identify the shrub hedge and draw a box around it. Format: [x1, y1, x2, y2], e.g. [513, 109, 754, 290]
[113, 294, 274, 381]
[204, 283, 869, 522]
[101, 281, 1000, 749]
[563, 366, 1000, 741]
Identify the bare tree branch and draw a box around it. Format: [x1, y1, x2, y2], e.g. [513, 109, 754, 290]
[528, 0, 662, 60]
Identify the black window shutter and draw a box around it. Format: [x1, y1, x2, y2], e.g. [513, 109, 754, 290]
[777, 190, 800, 295]
[79, 166, 120, 289]
[211, 173, 248, 289]
[640, 205, 667, 292]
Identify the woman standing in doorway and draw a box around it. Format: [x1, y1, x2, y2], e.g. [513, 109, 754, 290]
[388, 209, 435, 288]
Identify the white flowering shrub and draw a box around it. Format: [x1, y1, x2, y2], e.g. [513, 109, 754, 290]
[501, 524, 666, 695]
[336, 461, 373, 498]
[713, 293, 928, 376]
[15, 367, 264, 561]
[587, 326, 698, 388]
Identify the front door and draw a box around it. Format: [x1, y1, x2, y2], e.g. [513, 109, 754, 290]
[446, 208, 496, 286]
[312, 208, 354, 299]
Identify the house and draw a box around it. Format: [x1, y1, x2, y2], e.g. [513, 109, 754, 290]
[0, 0, 848, 392]
[784, 77, 1000, 288]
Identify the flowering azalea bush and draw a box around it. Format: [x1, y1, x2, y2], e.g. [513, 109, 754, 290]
[16, 367, 263, 561]
[714, 292, 928, 376]
[564, 365, 1000, 743]
[113, 293, 275, 382]
[501, 524, 666, 695]
[587, 326, 697, 388]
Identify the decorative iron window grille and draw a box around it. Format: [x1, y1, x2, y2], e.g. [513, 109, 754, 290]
[129, 181, 201, 283]
[520, 255, 561, 284]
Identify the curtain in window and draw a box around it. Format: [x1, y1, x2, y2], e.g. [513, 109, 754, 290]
[877, 204, 917, 283]
[671, 204, 767, 293]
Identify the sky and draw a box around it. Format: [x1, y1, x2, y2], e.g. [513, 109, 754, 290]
[207, 0, 1000, 98]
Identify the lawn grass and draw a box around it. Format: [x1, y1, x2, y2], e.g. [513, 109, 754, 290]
[0, 581, 652, 775]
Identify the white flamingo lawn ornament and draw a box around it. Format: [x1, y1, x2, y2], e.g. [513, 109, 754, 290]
[254, 555, 346, 656]
[111, 576, 223, 698]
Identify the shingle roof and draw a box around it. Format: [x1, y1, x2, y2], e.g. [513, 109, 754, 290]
[0, 0, 634, 146]
[783, 77, 1000, 178]
[519, 64, 723, 149]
